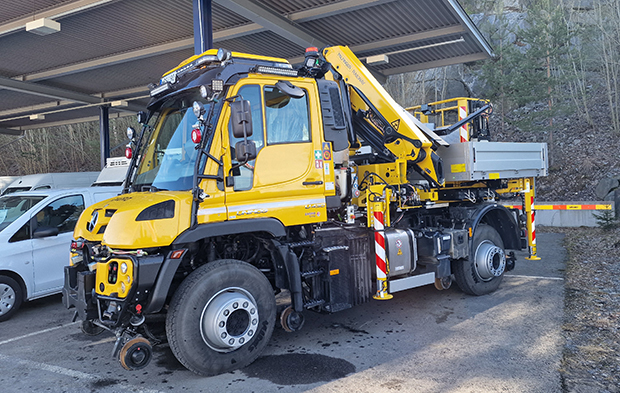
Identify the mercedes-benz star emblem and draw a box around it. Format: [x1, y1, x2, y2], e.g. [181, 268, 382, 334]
[87, 210, 99, 232]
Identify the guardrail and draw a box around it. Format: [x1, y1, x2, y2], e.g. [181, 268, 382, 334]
[502, 202, 615, 227]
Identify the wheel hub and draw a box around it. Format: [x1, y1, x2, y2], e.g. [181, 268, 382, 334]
[0, 283, 16, 316]
[474, 240, 506, 281]
[200, 288, 258, 352]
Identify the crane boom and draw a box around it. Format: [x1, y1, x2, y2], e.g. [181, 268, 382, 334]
[322, 45, 445, 186]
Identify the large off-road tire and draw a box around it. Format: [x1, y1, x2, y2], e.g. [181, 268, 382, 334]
[453, 224, 507, 296]
[166, 259, 276, 376]
[0, 275, 23, 322]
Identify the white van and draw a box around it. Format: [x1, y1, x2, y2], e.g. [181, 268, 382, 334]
[2, 172, 100, 195]
[92, 157, 129, 187]
[0, 186, 120, 321]
[0, 176, 17, 193]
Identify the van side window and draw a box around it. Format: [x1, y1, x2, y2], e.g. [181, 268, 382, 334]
[229, 84, 264, 191]
[264, 85, 310, 145]
[36, 195, 85, 234]
[9, 221, 30, 243]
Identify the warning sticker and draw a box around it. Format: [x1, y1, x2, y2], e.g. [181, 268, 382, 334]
[315, 160, 323, 169]
[322, 142, 332, 161]
[390, 119, 400, 131]
[324, 161, 331, 175]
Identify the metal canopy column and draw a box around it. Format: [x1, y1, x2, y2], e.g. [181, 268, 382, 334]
[99, 105, 110, 170]
[193, 0, 213, 55]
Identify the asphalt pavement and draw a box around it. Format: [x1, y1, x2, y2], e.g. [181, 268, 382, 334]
[0, 233, 566, 393]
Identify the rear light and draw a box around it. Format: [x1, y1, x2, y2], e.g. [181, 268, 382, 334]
[125, 146, 133, 159]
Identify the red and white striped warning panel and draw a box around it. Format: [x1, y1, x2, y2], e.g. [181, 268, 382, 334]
[502, 203, 613, 210]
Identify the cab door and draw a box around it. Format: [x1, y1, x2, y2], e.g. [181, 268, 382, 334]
[223, 77, 330, 226]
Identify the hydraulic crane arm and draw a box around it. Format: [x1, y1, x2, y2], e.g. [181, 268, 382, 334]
[322, 45, 445, 186]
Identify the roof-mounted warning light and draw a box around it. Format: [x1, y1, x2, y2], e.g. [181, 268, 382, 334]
[304, 47, 320, 69]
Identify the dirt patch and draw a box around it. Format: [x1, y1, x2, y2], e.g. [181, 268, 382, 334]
[543, 227, 620, 392]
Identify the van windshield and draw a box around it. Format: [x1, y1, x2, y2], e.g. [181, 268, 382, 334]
[0, 195, 45, 232]
[132, 90, 222, 191]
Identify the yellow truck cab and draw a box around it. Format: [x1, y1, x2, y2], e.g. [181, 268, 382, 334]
[63, 47, 547, 376]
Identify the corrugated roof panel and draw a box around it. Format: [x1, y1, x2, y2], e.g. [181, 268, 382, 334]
[39, 49, 195, 94]
[0, 0, 253, 79]
[0, 0, 493, 132]
[0, 90, 59, 114]
[301, 1, 457, 47]
[0, 0, 75, 24]
[260, 0, 339, 14]
[216, 31, 305, 59]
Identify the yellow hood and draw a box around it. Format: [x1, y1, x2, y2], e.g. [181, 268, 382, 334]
[75, 191, 193, 249]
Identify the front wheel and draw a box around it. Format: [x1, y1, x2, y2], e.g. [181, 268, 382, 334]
[0, 275, 23, 322]
[453, 224, 506, 296]
[166, 259, 276, 376]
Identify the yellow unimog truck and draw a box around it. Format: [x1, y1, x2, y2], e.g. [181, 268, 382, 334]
[63, 46, 547, 375]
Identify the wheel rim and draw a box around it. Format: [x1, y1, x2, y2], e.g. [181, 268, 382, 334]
[200, 287, 259, 353]
[0, 283, 16, 316]
[474, 240, 506, 281]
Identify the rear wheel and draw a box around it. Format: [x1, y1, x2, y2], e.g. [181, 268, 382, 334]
[166, 259, 276, 376]
[453, 224, 506, 296]
[0, 275, 23, 322]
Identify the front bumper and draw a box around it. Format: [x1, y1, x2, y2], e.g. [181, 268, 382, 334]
[63, 253, 167, 326]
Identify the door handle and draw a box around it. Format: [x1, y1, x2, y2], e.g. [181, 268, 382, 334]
[302, 180, 323, 186]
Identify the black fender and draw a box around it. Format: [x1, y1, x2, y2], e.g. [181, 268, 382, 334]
[271, 240, 304, 313]
[173, 218, 286, 244]
[143, 219, 286, 314]
[469, 203, 521, 251]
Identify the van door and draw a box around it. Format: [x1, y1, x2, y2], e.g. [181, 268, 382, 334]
[223, 78, 329, 226]
[30, 194, 85, 294]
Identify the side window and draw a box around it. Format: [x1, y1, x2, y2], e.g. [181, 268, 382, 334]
[229, 84, 264, 191]
[9, 221, 30, 243]
[35, 195, 85, 234]
[264, 85, 310, 145]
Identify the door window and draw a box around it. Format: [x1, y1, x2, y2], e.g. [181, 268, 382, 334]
[35, 195, 85, 234]
[264, 86, 310, 145]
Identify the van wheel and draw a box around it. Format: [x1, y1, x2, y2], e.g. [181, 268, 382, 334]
[453, 224, 506, 296]
[0, 275, 23, 322]
[166, 259, 276, 376]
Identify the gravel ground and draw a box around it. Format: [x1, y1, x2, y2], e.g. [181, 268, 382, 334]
[544, 226, 620, 393]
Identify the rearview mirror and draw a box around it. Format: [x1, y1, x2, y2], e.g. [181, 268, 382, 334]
[275, 80, 305, 99]
[230, 100, 253, 138]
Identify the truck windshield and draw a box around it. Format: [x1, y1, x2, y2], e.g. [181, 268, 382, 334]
[0, 195, 45, 232]
[133, 90, 221, 191]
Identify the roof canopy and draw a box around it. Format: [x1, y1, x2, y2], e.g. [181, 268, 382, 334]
[0, 0, 492, 135]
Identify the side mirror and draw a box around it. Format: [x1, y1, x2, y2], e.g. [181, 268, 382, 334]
[137, 111, 148, 124]
[230, 100, 253, 138]
[33, 226, 59, 238]
[235, 140, 256, 162]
